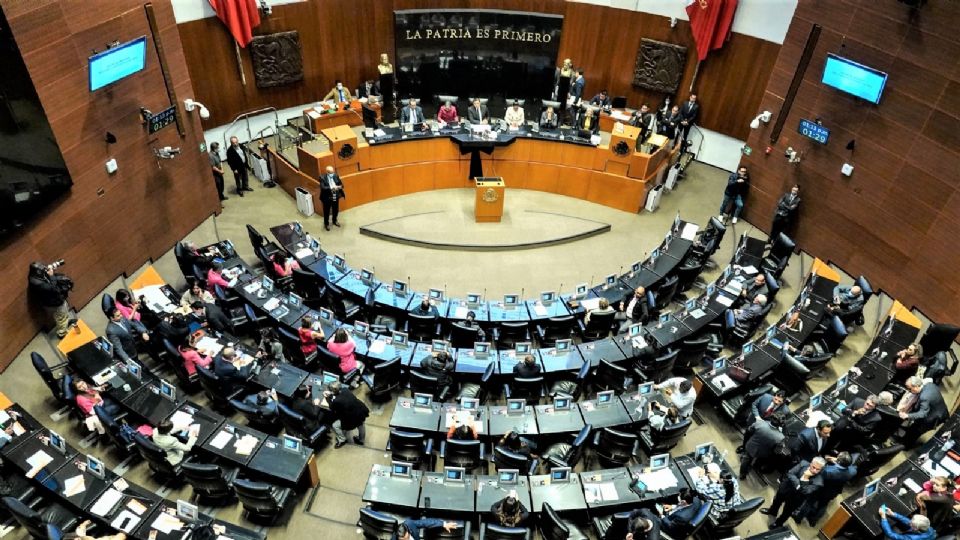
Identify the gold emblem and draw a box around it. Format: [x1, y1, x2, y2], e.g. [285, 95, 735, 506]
[482, 188, 498, 203]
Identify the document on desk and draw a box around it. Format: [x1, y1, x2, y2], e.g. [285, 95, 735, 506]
[903, 478, 923, 493]
[584, 482, 619, 501]
[209, 430, 234, 450]
[91, 488, 124, 516]
[715, 295, 734, 307]
[234, 434, 259, 456]
[688, 308, 706, 319]
[168, 410, 194, 429]
[151, 511, 184, 534]
[938, 456, 960, 476]
[711, 374, 736, 391]
[680, 223, 699, 241]
[26, 450, 53, 470]
[196, 336, 224, 356]
[368, 340, 387, 354]
[263, 298, 281, 311]
[636, 468, 678, 491]
[532, 304, 548, 317]
[452, 306, 469, 319]
[579, 298, 601, 311]
[0, 410, 9, 423]
[243, 281, 261, 295]
[111, 510, 141, 533]
[631, 336, 648, 349]
[136, 285, 174, 311]
[739, 265, 758, 275]
[63, 474, 86, 497]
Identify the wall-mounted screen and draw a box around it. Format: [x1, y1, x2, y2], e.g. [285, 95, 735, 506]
[89, 37, 148, 91]
[821, 53, 887, 104]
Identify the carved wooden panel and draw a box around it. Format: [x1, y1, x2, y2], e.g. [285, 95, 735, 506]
[250, 31, 304, 88]
[632, 38, 687, 94]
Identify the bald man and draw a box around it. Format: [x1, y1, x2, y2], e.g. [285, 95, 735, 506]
[319, 166, 345, 231]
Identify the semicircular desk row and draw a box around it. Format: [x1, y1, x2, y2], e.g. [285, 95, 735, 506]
[269, 123, 678, 214]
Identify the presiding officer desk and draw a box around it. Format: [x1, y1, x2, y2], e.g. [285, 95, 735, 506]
[272, 117, 679, 215]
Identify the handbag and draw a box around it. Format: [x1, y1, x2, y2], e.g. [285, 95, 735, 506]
[728, 359, 752, 383]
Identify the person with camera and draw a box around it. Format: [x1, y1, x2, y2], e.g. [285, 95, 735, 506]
[28, 260, 73, 338]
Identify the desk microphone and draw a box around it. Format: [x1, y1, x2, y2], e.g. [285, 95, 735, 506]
[619, 265, 624, 278]
[483, 288, 487, 302]
[520, 288, 525, 301]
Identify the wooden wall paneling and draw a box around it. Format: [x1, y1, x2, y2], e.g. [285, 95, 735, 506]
[555, 167, 590, 201]
[524, 163, 560, 194]
[402, 162, 436, 193]
[434, 161, 467, 189]
[372, 166, 407, 201]
[341, 170, 374, 210]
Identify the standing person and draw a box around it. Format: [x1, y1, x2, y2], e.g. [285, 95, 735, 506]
[719, 166, 750, 224]
[208, 142, 227, 201]
[225, 136, 252, 197]
[298, 317, 325, 358]
[740, 412, 786, 479]
[790, 420, 833, 463]
[654, 377, 697, 419]
[324, 381, 369, 448]
[761, 458, 826, 528]
[569, 69, 585, 107]
[27, 261, 73, 338]
[804, 452, 857, 525]
[879, 508, 936, 540]
[770, 185, 800, 242]
[898, 376, 948, 447]
[319, 166, 345, 231]
[659, 105, 682, 141]
[678, 94, 699, 144]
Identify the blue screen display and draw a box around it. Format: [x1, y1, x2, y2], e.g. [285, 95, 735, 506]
[821, 54, 887, 104]
[89, 37, 147, 91]
[798, 119, 830, 144]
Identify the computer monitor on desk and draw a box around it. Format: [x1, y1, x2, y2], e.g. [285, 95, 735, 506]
[125, 359, 142, 381]
[176, 500, 199, 523]
[540, 291, 556, 304]
[360, 268, 375, 284]
[553, 395, 571, 411]
[86, 455, 105, 478]
[48, 430, 67, 454]
[460, 398, 479, 411]
[392, 461, 413, 478]
[160, 380, 176, 402]
[282, 435, 302, 453]
[650, 454, 670, 471]
[551, 467, 571, 483]
[414, 393, 433, 409]
[429, 288, 444, 301]
[596, 390, 614, 406]
[474, 342, 491, 358]
[515, 342, 531, 355]
[261, 275, 274, 292]
[506, 399, 525, 415]
[638, 382, 654, 396]
[466, 293, 482, 307]
[431, 340, 448, 353]
[392, 280, 407, 296]
[504, 294, 519, 308]
[499, 469, 519, 485]
[575, 283, 588, 298]
[555, 339, 571, 354]
[391, 331, 409, 348]
[444, 467, 466, 483]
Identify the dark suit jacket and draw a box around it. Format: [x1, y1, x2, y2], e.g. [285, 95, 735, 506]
[290, 396, 324, 434]
[467, 105, 490, 123]
[819, 463, 857, 499]
[838, 397, 881, 434]
[621, 292, 650, 322]
[751, 394, 789, 421]
[679, 101, 700, 125]
[190, 303, 233, 334]
[775, 193, 801, 218]
[357, 82, 380, 98]
[744, 418, 785, 459]
[780, 460, 824, 497]
[659, 112, 682, 139]
[570, 76, 585, 101]
[790, 427, 825, 463]
[106, 318, 146, 361]
[513, 362, 542, 378]
[908, 383, 948, 429]
[213, 357, 251, 394]
[319, 172, 345, 203]
[400, 105, 425, 125]
[225, 145, 246, 173]
[589, 94, 611, 108]
[626, 508, 660, 540]
[329, 390, 369, 430]
[660, 498, 703, 538]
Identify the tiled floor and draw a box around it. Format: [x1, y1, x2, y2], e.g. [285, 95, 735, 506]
[2, 160, 956, 540]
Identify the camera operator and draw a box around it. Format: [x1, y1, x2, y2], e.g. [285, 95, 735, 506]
[28, 260, 73, 338]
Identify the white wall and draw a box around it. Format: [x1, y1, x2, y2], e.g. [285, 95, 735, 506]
[689, 127, 745, 172]
[171, 0, 306, 24]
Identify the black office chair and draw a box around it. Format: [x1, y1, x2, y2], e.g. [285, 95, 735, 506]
[767, 351, 810, 397]
[134, 433, 185, 481]
[358, 507, 399, 540]
[808, 315, 849, 356]
[676, 336, 712, 372]
[869, 408, 903, 446]
[729, 304, 773, 347]
[31, 352, 69, 406]
[549, 360, 591, 400]
[705, 496, 764, 538]
[2, 497, 78, 540]
[594, 359, 631, 392]
[174, 242, 194, 279]
[639, 418, 692, 454]
[440, 438, 485, 473]
[458, 361, 498, 403]
[409, 370, 450, 401]
[388, 429, 434, 470]
[291, 268, 326, 308]
[246, 224, 281, 260]
[317, 344, 359, 385]
[277, 403, 328, 448]
[675, 258, 706, 294]
[362, 356, 404, 402]
[181, 462, 239, 505]
[677, 500, 714, 540]
[579, 310, 617, 342]
[591, 427, 638, 467]
[449, 321, 483, 349]
[213, 285, 248, 329]
[497, 321, 531, 350]
[424, 520, 472, 540]
[100, 293, 115, 318]
[277, 326, 318, 368]
[192, 264, 207, 289]
[162, 338, 199, 391]
[45, 523, 64, 540]
[493, 447, 538, 476]
[690, 217, 726, 268]
[764, 271, 782, 305]
[195, 366, 243, 413]
[722, 384, 774, 428]
[634, 348, 678, 384]
[592, 511, 632, 540]
[405, 313, 442, 342]
[654, 276, 680, 311]
[855, 444, 905, 479]
[94, 405, 137, 456]
[503, 376, 547, 405]
[324, 283, 362, 322]
[535, 316, 577, 347]
[233, 478, 293, 524]
[230, 398, 282, 434]
[243, 304, 269, 333]
[541, 424, 592, 470]
[760, 233, 795, 278]
[479, 523, 531, 540]
[539, 501, 587, 540]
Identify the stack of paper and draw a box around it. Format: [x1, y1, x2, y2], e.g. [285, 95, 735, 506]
[579, 298, 601, 311]
[234, 435, 259, 456]
[636, 468, 678, 491]
[368, 340, 387, 354]
[151, 512, 183, 534]
[63, 475, 86, 497]
[209, 431, 234, 450]
[711, 374, 736, 390]
[196, 336, 224, 356]
[91, 488, 124, 516]
[532, 304, 548, 317]
[168, 410, 194, 430]
[680, 223, 699, 240]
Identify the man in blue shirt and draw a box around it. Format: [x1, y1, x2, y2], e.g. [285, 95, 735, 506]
[394, 518, 459, 540]
[879, 508, 936, 540]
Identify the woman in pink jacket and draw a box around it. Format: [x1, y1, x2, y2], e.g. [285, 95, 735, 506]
[327, 328, 363, 380]
[179, 343, 212, 375]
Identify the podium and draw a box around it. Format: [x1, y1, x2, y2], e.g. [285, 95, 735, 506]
[474, 177, 505, 223]
[321, 124, 360, 173]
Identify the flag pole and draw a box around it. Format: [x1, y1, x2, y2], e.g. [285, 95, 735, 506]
[235, 42, 246, 86]
[689, 60, 701, 93]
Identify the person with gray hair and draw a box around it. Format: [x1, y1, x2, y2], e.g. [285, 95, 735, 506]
[761, 457, 825, 528]
[879, 507, 935, 540]
[898, 376, 948, 447]
[733, 294, 766, 325]
[827, 394, 883, 452]
[877, 391, 894, 406]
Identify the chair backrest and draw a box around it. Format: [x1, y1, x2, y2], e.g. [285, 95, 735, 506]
[500, 321, 529, 336]
[61, 372, 76, 402]
[562, 424, 593, 468]
[192, 264, 207, 285]
[134, 433, 179, 476]
[856, 275, 873, 301]
[390, 429, 425, 456]
[31, 352, 63, 401]
[444, 439, 482, 468]
[771, 233, 795, 259]
[94, 405, 130, 451]
[234, 478, 280, 513]
[584, 310, 616, 333]
[46, 523, 64, 540]
[688, 500, 714, 535]
[510, 376, 544, 401]
[181, 461, 232, 497]
[230, 398, 265, 426]
[546, 315, 576, 331]
[409, 370, 441, 398]
[450, 322, 481, 348]
[641, 348, 678, 383]
[3, 496, 45, 538]
[195, 366, 229, 406]
[482, 523, 530, 540]
[824, 315, 849, 351]
[655, 275, 680, 309]
[919, 323, 960, 356]
[600, 512, 632, 540]
[598, 427, 637, 458]
[714, 496, 764, 531]
[596, 359, 628, 390]
[101, 293, 115, 317]
[539, 502, 570, 540]
[859, 444, 904, 477]
[494, 446, 530, 471]
[650, 418, 692, 452]
[482, 360, 497, 382]
[358, 507, 398, 540]
[372, 357, 403, 393]
[679, 335, 711, 355]
[277, 403, 308, 436]
[246, 224, 265, 250]
[765, 271, 781, 301]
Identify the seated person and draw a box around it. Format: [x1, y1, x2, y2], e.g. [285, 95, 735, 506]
[626, 508, 660, 540]
[151, 420, 198, 466]
[242, 389, 278, 419]
[467, 98, 489, 124]
[498, 430, 535, 457]
[298, 316, 326, 357]
[327, 328, 363, 382]
[257, 327, 286, 363]
[213, 347, 252, 395]
[179, 341, 212, 376]
[892, 343, 923, 385]
[733, 294, 767, 326]
[739, 274, 768, 305]
[659, 488, 704, 538]
[751, 390, 789, 423]
[68, 519, 127, 540]
[395, 518, 459, 540]
[648, 402, 679, 431]
[916, 476, 960, 519]
[323, 80, 353, 104]
[270, 252, 300, 278]
[447, 419, 479, 440]
[490, 493, 529, 527]
[106, 307, 149, 362]
[114, 289, 142, 321]
[437, 100, 459, 124]
[0, 410, 31, 450]
[828, 394, 882, 451]
[584, 297, 615, 326]
[155, 313, 190, 347]
[399, 98, 427, 129]
[289, 384, 325, 433]
[539, 106, 559, 130]
[180, 279, 214, 308]
[504, 100, 525, 129]
[576, 106, 600, 135]
[694, 463, 743, 520]
[826, 284, 864, 318]
[462, 310, 487, 341]
[654, 377, 697, 418]
[420, 350, 454, 389]
[589, 89, 611, 109]
[617, 287, 650, 327]
[410, 295, 440, 317]
[179, 241, 212, 272]
[879, 508, 936, 540]
[357, 79, 380, 99]
[513, 354, 541, 378]
[188, 301, 233, 334]
[205, 261, 234, 292]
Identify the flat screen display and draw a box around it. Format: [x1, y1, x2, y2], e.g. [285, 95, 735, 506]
[821, 54, 887, 104]
[89, 37, 148, 91]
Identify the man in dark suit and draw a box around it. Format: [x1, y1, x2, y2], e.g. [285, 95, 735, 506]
[467, 98, 489, 124]
[225, 136, 252, 196]
[659, 105, 682, 142]
[750, 390, 789, 423]
[733, 294, 767, 326]
[589, 90, 610, 109]
[626, 507, 660, 540]
[513, 355, 541, 378]
[740, 412, 786, 479]
[790, 420, 833, 463]
[319, 165, 345, 231]
[770, 185, 801, 242]
[399, 98, 426, 129]
[188, 301, 234, 334]
[804, 452, 857, 525]
[410, 295, 439, 318]
[739, 274, 769, 307]
[719, 166, 750, 223]
[357, 79, 381, 99]
[631, 103, 654, 141]
[659, 488, 703, 538]
[289, 384, 325, 434]
[569, 70, 585, 106]
[616, 287, 650, 331]
[325, 381, 369, 448]
[899, 376, 948, 446]
[214, 347, 252, 395]
[827, 395, 882, 452]
[677, 94, 699, 143]
[761, 457, 825, 528]
[106, 307, 149, 362]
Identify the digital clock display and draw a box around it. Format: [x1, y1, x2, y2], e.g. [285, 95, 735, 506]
[148, 105, 177, 135]
[798, 119, 829, 144]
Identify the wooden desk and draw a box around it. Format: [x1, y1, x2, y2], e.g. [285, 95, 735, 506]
[302, 104, 362, 133]
[57, 318, 96, 355]
[129, 265, 164, 290]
